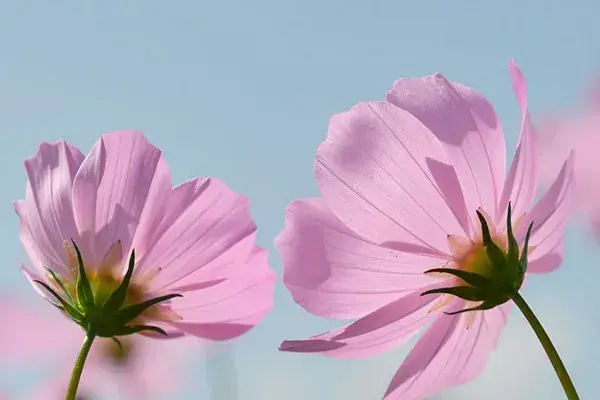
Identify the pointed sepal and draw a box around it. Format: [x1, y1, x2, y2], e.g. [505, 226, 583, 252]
[103, 250, 136, 312]
[71, 240, 95, 309]
[115, 293, 182, 325]
[33, 280, 85, 324]
[114, 324, 169, 337]
[421, 286, 486, 302]
[424, 267, 491, 288]
[520, 221, 534, 273]
[476, 210, 506, 270]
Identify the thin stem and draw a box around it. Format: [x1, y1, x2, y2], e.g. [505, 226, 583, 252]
[511, 292, 579, 400]
[65, 330, 96, 400]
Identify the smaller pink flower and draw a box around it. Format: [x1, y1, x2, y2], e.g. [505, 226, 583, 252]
[277, 60, 574, 399]
[0, 298, 200, 399]
[539, 75, 600, 235]
[15, 130, 275, 340]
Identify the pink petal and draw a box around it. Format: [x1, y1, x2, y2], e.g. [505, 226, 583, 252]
[384, 303, 509, 399]
[279, 289, 443, 359]
[316, 101, 468, 254]
[386, 73, 505, 225]
[277, 199, 448, 319]
[15, 141, 84, 276]
[166, 247, 275, 340]
[453, 303, 512, 383]
[498, 60, 539, 223]
[520, 154, 574, 273]
[137, 178, 260, 290]
[71, 131, 172, 266]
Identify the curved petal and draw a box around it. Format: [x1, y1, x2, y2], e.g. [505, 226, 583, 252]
[498, 60, 539, 223]
[279, 289, 443, 359]
[137, 178, 260, 290]
[166, 247, 275, 340]
[15, 141, 84, 275]
[277, 199, 448, 320]
[519, 154, 574, 273]
[316, 101, 468, 254]
[386, 73, 505, 224]
[71, 131, 172, 266]
[384, 303, 509, 399]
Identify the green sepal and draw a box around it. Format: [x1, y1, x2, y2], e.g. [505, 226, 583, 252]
[476, 210, 506, 270]
[115, 293, 182, 325]
[520, 221, 535, 273]
[421, 286, 486, 302]
[71, 240, 94, 309]
[33, 280, 85, 324]
[103, 250, 136, 312]
[444, 300, 497, 315]
[506, 202, 520, 262]
[114, 324, 169, 337]
[45, 268, 77, 307]
[424, 267, 491, 288]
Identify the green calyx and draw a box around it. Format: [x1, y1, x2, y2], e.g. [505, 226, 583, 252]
[421, 202, 534, 315]
[35, 240, 181, 338]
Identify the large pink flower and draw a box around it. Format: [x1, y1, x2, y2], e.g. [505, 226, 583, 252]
[277, 61, 574, 399]
[539, 76, 600, 235]
[0, 298, 199, 399]
[15, 130, 275, 340]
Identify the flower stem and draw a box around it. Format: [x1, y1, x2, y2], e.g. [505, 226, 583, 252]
[510, 292, 579, 400]
[65, 330, 96, 400]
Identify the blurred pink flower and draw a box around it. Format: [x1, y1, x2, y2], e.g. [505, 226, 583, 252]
[277, 61, 574, 399]
[0, 298, 199, 399]
[15, 130, 275, 340]
[539, 76, 600, 235]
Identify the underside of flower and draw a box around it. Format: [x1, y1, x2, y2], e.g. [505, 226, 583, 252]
[421, 202, 534, 315]
[34, 240, 183, 338]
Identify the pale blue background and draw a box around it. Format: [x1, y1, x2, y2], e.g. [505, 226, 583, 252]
[0, 1, 598, 399]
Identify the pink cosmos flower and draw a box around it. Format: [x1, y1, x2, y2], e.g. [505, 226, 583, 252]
[539, 76, 600, 235]
[15, 130, 275, 340]
[277, 61, 574, 399]
[0, 297, 199, 399]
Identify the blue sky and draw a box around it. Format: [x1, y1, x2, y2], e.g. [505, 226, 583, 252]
[0, 1, 599, 399]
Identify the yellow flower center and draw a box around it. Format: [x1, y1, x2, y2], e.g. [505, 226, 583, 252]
[47, 240, 176, 322]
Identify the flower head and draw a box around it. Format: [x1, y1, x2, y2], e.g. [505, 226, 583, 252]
[16, 130, 275, 341]
[277, 60, 574, 399]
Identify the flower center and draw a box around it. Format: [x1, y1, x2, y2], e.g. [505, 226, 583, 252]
[448, 234, 506, 279]
[455, 242, 494, 277]
[49, 240, 172, 322]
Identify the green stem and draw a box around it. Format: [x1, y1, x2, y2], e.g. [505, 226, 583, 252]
[511, 292, 579, 400]
[65, 330, 96, 400]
